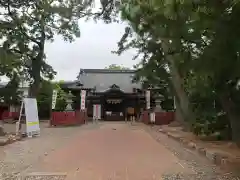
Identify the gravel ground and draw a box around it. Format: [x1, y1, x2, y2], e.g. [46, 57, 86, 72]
[145, 125, 240, 180]
[0, 122, 100, 180]
[1, 122, 240, 180]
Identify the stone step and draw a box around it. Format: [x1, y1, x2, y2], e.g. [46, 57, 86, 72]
[1, 172, 67, 180]
[23, 172, 67, 180]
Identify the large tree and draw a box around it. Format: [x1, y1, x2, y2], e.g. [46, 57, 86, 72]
[112, 0, 240, 143]
[114, 0, 196, 127]
[0, 0, 96, 97]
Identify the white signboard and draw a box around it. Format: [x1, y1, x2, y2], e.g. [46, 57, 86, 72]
[80, 90, 86, 110]
[146, 90, 150, 109]
[150, 112, 155, 123]
[93, 104, 101, 120]
[24, 98, 40, 137]
[52, 89, 58, 109]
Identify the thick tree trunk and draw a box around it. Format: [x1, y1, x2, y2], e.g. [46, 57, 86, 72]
[28, 48, 44, 98]
[29, 20, 45, 98]
[161, 39, 195, 128]
[219, 93, 240, 146]
[171, 84, 190, 129]
[29, 80, 40, 98]
[168, 59, 193, 120]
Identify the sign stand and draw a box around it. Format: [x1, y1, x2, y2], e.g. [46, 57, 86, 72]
[16, 90, 28, 136]
[16, 98, 40, 138]
[16, 100, 24, 136]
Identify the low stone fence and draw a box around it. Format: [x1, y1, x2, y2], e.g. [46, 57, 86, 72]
[50, 111, 87, 126]
[141, 111, 175, 125]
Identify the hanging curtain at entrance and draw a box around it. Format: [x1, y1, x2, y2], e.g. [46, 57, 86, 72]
[127, 107, 134, 115]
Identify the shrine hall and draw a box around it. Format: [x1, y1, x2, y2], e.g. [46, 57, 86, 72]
[60, 69, 157, 121]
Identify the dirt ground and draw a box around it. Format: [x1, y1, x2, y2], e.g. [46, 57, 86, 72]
[0, 122, 239, 180]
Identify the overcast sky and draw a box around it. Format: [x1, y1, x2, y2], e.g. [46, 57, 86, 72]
[45, 19, 138, 81]
[0, 2, 139, 83]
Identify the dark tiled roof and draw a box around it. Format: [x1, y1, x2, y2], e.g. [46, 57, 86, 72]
[59, 80, 83, 89]
[77, 69, 141, 93]
[79, 69, 136, 74]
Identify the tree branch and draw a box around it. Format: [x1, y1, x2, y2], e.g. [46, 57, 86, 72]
[6, 2, 41, 47]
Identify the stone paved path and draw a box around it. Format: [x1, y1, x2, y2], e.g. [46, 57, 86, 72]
[1, 122, 239, 180]
[23, 122, 191, 180]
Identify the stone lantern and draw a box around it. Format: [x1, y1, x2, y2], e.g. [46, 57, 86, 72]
[65, 91, 74, 111]
[154, 93, 164, 112]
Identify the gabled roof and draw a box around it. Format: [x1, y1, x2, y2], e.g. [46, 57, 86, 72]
[101, 84, 125, 94]
[59, 80, 83, 89]
[78, 68, 136, 75]
[77, 69, 141, 93]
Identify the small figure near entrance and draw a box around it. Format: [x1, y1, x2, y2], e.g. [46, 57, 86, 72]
[126, 107, 135, 124]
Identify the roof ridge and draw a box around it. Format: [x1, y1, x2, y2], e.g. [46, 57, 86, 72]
[79, 69, 136, 74]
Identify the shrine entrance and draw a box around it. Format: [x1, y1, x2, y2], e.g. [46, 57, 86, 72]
[103, 84, 125, 121]
[86, 84, 145, 121]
